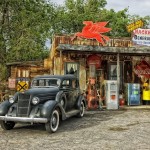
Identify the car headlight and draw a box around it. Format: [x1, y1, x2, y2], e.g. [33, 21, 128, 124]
[32, 97, 40, 105]
[9, 97, 15, 104]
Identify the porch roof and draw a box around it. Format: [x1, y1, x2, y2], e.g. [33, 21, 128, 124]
[57, 44, 150, 55]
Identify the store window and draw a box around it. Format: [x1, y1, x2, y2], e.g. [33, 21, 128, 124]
[65, 62, 79, 78]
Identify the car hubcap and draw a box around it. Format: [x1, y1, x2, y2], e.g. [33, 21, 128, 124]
[51, 114, 57, 128]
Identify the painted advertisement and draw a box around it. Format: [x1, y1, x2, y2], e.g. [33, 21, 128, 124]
[132, 28, 150, 46]
[134, 60, 150, 78]
[127, 20, 144, 32]
[8, 78, 16, 89]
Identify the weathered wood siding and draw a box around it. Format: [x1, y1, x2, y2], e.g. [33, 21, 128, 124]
[79, 58, 87, 91]
[53, 35, 132, 48]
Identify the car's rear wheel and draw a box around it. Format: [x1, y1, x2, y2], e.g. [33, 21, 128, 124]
[45, 109, 59, 133]
[0, 121, 15, 130]
[77, 101, 85, 118]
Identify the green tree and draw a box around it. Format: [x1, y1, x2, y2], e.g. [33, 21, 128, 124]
[52, 0, 150, 37]
[51, 0, 131, 37]
[0, 0, 55, 64]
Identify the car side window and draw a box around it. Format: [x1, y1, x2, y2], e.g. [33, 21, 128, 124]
[61, 79, 70, 89]
[32, 80, 38, 86]
[72, 79, 77, 89]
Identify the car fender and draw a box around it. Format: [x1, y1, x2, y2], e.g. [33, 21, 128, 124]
[76, 95, 87, 109]
[40, 100, 58, 118]
[0, 100, 12, 116]
[55, 91, 67, 109]
[29, 104, 43, 118]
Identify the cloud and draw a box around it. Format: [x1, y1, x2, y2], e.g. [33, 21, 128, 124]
[106, 0, 150, 16]
[51, 0, 150, 17]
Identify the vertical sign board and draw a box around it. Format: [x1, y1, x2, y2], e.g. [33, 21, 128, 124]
[8, 78, 16, 89]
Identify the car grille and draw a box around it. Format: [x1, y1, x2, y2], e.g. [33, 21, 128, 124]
[17, 93, 31, 117]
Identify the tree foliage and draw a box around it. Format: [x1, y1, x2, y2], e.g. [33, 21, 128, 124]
[51, 0, 149, 38]
[0, 0, 149, 81]
[0, 0, 55, 64]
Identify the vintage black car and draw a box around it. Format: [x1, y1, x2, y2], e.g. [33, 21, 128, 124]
[0, 75, 86, 133]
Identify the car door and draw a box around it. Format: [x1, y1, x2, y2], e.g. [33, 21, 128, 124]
[61, 79, 74, 111]
[71, 79, 80, 107]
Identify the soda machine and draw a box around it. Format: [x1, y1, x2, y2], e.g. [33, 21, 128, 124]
[105, 80, 119, 109]
[126, 83, 141, 105]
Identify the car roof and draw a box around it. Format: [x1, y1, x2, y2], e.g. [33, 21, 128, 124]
[33, 74, 77, 80]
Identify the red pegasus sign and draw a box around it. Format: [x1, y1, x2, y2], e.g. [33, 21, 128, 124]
[72, 21, 111, 46]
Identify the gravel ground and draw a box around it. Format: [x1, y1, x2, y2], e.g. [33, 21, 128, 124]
[0, 109, 150, 150]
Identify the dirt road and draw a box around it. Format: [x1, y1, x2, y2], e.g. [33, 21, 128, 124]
[0, 109, 150, 150]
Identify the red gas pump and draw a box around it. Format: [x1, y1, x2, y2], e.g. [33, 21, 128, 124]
[86, 65, 99, 109]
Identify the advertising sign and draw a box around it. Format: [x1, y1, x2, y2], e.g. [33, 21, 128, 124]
[132, 28, 150, 46]
[8, 78, 16, 89]
[87, 54, 101, 69]
[72, 21, 111, 46]
[134, 60, 150, 78]
[127, 20, 144, 32]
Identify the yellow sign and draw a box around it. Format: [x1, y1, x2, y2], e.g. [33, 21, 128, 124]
[127, 20, 144, 32]
[17, 81, 28, 92]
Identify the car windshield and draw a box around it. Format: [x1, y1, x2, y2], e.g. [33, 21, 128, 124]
[31, 78, 60, 88]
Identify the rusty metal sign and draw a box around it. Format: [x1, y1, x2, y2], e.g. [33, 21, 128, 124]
[127, 20, 144, 32]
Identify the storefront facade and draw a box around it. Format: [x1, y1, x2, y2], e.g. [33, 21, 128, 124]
[49, 35, 150, 108]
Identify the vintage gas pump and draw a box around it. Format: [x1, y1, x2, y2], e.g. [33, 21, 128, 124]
[86, 64, 99, 109]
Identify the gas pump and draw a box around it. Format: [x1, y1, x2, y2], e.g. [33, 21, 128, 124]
[86, 64, 99, 109]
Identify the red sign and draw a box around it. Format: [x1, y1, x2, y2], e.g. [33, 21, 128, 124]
[134, 60, 150, 78]
[87, 55, 101, 69]
[72, 21, 111, 46]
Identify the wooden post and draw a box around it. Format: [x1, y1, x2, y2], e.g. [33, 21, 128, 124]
[60, 50, 62, 75]
[117, 53, 120, 108]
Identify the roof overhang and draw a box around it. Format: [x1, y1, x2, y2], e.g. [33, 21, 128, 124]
[57, 44, 150, 55]
[6, 61, 43, 66]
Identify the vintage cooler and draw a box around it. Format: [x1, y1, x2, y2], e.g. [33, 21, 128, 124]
[126, 83, 140, 106]
[143, 90, 150, 105]
[105, 80, 119, 109]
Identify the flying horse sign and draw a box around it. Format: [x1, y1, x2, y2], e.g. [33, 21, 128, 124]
[72, 21, 111, 46]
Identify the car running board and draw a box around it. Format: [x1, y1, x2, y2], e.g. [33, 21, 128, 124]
[65, 110, 80, 118]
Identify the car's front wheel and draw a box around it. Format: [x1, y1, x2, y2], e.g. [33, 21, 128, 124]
[77, 101, 85, 118]
[45, 109, 59, 133]
[0, 121, 15, 130]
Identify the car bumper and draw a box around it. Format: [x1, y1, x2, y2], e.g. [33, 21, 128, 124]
[0, 115, 48, 123]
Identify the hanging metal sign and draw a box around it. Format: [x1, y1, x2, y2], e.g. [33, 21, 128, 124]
[132, 28, 150, 46]
[17, 81, 29, 92]
[127, 20, 144, 32]
[134, 60, 150, 78]
[87, 54, 101, 69]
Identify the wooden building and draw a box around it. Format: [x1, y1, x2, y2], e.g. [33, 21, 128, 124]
[7, 60, 50, 94]
[48, 35, 150, 107]
[6, 35, 150, 107]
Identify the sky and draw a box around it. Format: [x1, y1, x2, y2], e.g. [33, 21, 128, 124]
[51, 0, 150, 17]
